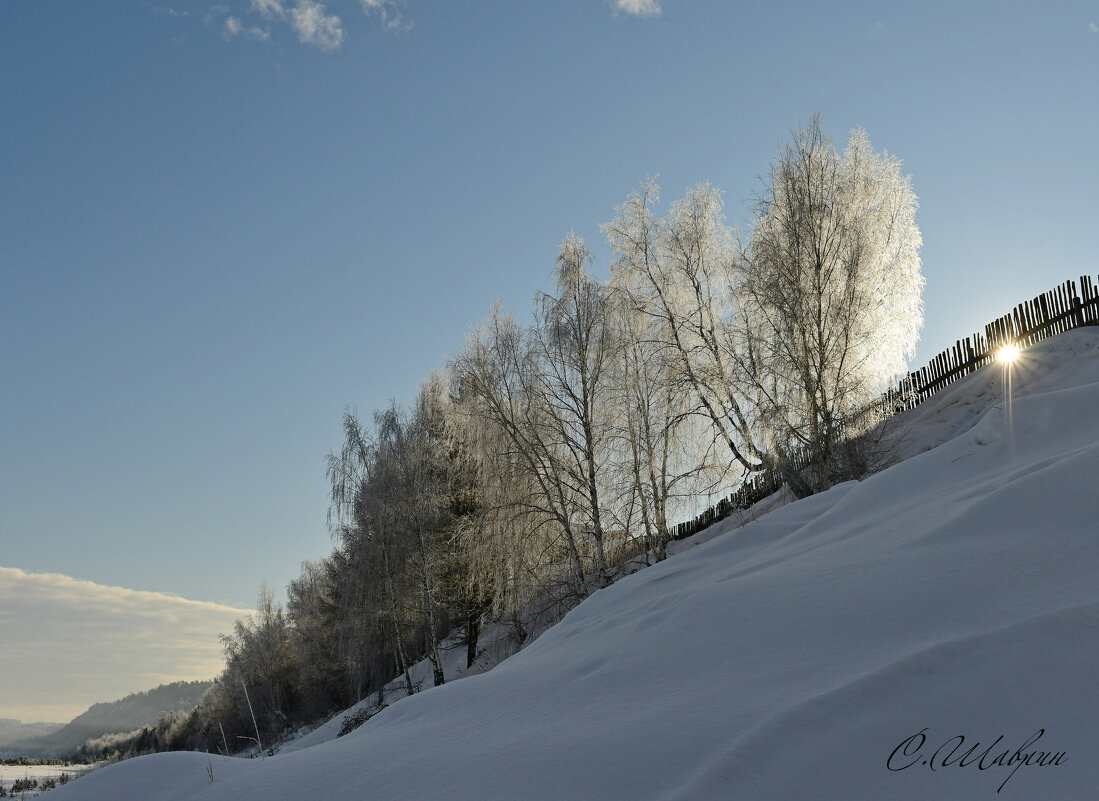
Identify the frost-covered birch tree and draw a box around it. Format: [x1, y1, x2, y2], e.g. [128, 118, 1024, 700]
[411, 371, 495, 670]
[326, 409, 417, 697]
[738, 116, 923, 490]
[445, 379, 548, 643]
[530, 233, 616, 582]
[372, 402, 449, 688]
[607, 265, 721, 561]
[602, 180, 765, 476]
[452, 233, 617, 597]
[452, 304, 592, 597]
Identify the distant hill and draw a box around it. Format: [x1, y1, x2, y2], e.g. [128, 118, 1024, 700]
[0, 719, 65, 755]
[8, 681, 211, 758]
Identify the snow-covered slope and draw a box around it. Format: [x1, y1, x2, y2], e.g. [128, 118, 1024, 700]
[54, 329, 1099, 800]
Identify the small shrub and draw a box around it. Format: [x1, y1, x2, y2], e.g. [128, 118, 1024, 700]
[338, 704, 386, 737]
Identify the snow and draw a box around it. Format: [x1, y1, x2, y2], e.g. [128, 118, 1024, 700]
[0, 763, 95, 796]
[50, 329, 1099, 800]
[278, 618, 526, 755]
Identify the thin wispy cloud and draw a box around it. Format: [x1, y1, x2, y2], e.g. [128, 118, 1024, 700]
[289, 0, 345, 50]
[223, 14, 271, 41]
[612, 0, 662, 18]
[203, 3, 230, 27]
[150, 4, 190, 17]
[361, 0, 412, 32]
[234, 0, 345, 51]
[1090, 21, 1098, 33]
[0, 566, 250, 723]
[223, 15, 243, 37]
[252, 0, 285, 16]
[192, 0, 410, 50]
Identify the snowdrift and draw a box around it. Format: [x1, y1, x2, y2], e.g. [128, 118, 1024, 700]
[55, 329, 1099, 800]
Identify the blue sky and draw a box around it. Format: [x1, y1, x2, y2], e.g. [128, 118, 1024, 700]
[2, 0, 1097, 720]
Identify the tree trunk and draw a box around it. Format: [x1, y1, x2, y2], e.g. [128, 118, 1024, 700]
[415, 526, 445, 687]
[381, 542, 414, 697]
[465, 611, 482, 669]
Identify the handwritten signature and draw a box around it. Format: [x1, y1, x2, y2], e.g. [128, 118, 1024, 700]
[888, 728, 1067, 793]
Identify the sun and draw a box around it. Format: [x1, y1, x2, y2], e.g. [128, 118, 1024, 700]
[997, 343, 1021, 363]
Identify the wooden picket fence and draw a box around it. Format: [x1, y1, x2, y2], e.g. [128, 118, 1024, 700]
[669, 274, 1099, 542]
[890, 275, 1099, 407]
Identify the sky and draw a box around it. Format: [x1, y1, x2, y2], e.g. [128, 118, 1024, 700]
[1, 0, 1097, 722]
[0, 567, 246, 723]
